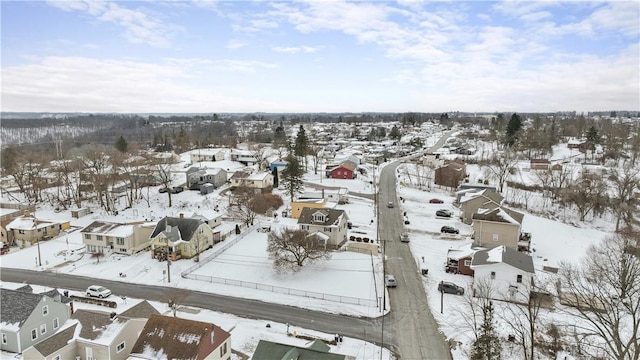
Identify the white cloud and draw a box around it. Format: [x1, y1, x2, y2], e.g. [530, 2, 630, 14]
[272, 45, 322, 54]
[47, 0, 177, 48]
[226, 39, 247, 50]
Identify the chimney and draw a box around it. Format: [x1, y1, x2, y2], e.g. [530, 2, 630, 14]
[179, 213, 184, 219]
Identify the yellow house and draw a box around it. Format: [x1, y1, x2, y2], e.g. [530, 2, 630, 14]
[6, 215, 61, 248]
[149, 216, 214, 261]
[290, 198, 326, 219]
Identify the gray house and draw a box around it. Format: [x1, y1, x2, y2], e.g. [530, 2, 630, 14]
[0, 287, 71, 354]
[297, 208, 349, 248]
[186, 167, 227, 190]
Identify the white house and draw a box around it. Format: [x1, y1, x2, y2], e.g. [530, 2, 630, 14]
[470, 245, 535, 303]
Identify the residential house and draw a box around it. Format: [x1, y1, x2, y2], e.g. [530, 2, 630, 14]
[149, 216, 214, 261]
[325, 162, 356, 179]
[297, 208, 349, 248]
[529, 159, 550, 170]
[470, 245, 535, 303]
[230, 149, 258, 166]
[290, 198, 327, 219]
[252, 339, 354, 360]
[6, 215, 61, 249]
[229, 171, 273, 191]
[22, 301, 159, 360]
[0, 287, 71, 354]
[82, 221, 151, 256]
[423, 153, 444, 168]
[471, 207, 525, 251]
[269, 160, 288, 172]
[434, 160, 466, 189]
[458, 190, 505, 224]
[186, 167, 227, 190]
[128, 314, 231, 360]
[445, 244, 476, 276]
[567, 139, 587, 153]
[299, 188, 349, 204]
[190, 149, 225, 163]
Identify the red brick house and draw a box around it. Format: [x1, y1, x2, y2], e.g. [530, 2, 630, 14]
[434, 160, 466, 188]
[326, 162, 356, 179]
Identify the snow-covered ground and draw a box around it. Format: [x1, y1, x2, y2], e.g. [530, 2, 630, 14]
[0, 136, 624, 359]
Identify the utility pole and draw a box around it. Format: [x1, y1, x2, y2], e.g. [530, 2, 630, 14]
[167, 243, 171, 283]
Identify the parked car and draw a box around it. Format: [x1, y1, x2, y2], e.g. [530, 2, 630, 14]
[387, 201, 394, 208]
[170, 186, 184, 194]
[429, 198, 444, 204]
[436, 209, 453, 218]
[385, 274, 397, 288]
[86, 285, 112, 298]
[257, 225, 271, 233]
[159, 187, 169, 193]
[438, 281, 464, 295]
[404, 219, 410, 224]
[441, 226, 459, 234]
[400, 233, 409, 242]
[0, 243, 10, 255]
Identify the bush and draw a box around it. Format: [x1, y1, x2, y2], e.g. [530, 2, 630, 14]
[251, 193, 284, 214]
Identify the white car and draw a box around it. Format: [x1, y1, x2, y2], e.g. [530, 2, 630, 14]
[400, 233, 410, 242]
[385, 274, 397, 288]
[86, 285, 111, 298]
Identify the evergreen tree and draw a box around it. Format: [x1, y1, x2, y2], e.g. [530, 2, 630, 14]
[471, 301, 502, 360]
[389, 125, 401, 140]
[295, 125, 309, 169]
[272, 166, 279, 188]
[114, 136, 128, 153]
[280, 154, 304, 202]
[505, 113, 523, 147]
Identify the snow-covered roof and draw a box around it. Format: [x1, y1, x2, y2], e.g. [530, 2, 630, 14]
[471, 245, 535, 273]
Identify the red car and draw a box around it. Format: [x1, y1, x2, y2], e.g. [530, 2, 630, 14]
[429, 198, 444, 204]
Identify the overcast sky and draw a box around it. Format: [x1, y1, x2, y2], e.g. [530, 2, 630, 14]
[1, 1, 638, 114]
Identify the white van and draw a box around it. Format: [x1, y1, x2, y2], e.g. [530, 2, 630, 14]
[400, 233, 409, 242]
[385, 274, 397, 288]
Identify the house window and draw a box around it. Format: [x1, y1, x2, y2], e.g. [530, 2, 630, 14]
[492, 234, 499, 241]
[31, 329, 37, 340]
[117, 238, 124, 245]
[301, 225, 309, 230]
[19, 230, 25, 234]
[84, 234, 91, 240]
[96, 235, 103, 241]
[53, 355, 61, 360]
[42, 305, 49, 316]
[324, 227, 332, 232]
[464, 260, 471, 267]
[220, 342, 227, 356]
[40, 324, 46, 335]
[517, 274, 523, 283]
[490, 271, 496, 279]
[53, 318, 59, 329]
[116, 341, 125, 353]
[2, 333, 7, 344]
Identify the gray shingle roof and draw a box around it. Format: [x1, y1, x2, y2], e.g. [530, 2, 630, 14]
[71, 309, 120, 340]
[119, 300, 160, 319]
[471, 245, 535, 273]
[0, 288, 46, 327]
[252, 339, 349, 360]
[150, 217, 204, 241]
[32, 323, 77, 356]
[297, 208, 347, 226]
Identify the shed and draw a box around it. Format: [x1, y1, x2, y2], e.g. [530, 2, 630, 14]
[200, 183, 215, 195]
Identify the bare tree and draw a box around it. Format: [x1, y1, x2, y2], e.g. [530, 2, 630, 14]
[498, 284, 547, 360]
[608, 166, 640, 231]
[458, 278, 496, 344]
[558, 232, 640, 360]
[483, 150, 518, 193]
[560, 176, 607, 221]
[150, 153, 177, 207]
[308, 145, 322, 175]
[248, 143, 267, 171]
[267, 229, 331, 273]
[229, 185, 258, 227]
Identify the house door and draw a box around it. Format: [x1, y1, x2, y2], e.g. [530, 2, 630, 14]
[86, 346, 93, 360]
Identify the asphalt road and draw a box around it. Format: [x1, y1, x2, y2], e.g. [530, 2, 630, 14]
[1, 130, 455, 359]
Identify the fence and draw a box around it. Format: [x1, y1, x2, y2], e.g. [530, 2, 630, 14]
[181, 223, 378, 308]
[183, 272, 378, 307]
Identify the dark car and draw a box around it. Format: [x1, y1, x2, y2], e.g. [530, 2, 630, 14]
[441, 226, 459, 234]
[404, 219, 410, 225]
[170, 186, 184, 194]
[436, 209, 453, 218]
[438, 281, 464, 295]
[159, 187, 169, 193]
[429, 198, 444, 204]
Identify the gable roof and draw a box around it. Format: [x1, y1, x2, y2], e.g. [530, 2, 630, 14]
[1, 288, 49, 327]
[471, 245, 535, 273]
[460, 189, 504, 205]
[31, 323, 78, 356]
[71, 309, 123, 341]
[130, 314, 230, 360]
[472, 207, 523, 225]
[119, 300, 160, 319]
[297, 208, 347, 226]
[150, 217, 204, 241]
[82, 221, 135, 237]
[252, 339, 349, 360]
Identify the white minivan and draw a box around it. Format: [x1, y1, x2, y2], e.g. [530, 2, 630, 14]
[86, 285, 111, 298]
